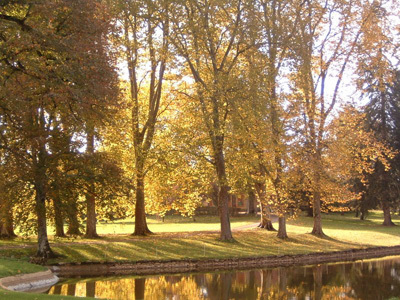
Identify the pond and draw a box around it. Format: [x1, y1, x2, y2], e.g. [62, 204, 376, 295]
[46, 256, 400, 299]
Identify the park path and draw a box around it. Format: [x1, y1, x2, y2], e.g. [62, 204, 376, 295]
[232, 222, 259, 231]
[0, 222, 262, 250]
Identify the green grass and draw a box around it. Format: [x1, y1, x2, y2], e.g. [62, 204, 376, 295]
[0, 289, 91, 300]
[286, 211, 400, 247]
[0, 258, 46, 278]
[0, 211, 399, 265]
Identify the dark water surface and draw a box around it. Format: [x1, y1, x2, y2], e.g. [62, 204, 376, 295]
[47, 256, 400, 299]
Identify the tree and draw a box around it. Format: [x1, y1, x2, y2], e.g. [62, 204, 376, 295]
[47, 122, 82, 236]
[226, 50, 278, 232]
[258, 0, 304, 239]
[357, 1, 400, 226]
[113, 0, 170, 235]
[291, 0, 375, 236]
[325, 106, 396, 220]
[0, 162, 17, 238]
[170, 0, 255, 240]
[362, 71, 400, 225]
[0, 0, 118, 257]
[84, 124, 99, 237]
[143, 90, 212, 219]
[224, 0, 304, 238]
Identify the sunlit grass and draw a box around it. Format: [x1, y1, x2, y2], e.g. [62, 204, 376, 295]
[75, 215, 260, 235]
[286, 211, 400, 247]
[6, 215, 259, 245]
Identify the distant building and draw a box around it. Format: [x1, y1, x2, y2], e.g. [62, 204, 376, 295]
[198, 191, 258, 216]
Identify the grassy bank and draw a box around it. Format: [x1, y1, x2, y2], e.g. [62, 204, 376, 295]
[0, 259, 85, 300]
[0, 211, 399, 265]
[0, 258, 46, 278]
[0, 211, 399, 300]
[0, 289, 90, 300]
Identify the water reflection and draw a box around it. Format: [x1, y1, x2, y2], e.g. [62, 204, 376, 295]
[47, 256, 400, 299]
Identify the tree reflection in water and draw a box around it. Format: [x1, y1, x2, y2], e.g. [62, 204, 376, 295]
[48, 256, 400, 299]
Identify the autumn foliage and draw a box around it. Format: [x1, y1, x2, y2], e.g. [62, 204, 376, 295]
[0, 0, 399, 256]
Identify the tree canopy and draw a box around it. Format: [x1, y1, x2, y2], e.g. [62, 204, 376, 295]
[0, 0, 399, 256]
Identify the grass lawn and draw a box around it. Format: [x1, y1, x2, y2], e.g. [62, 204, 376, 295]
[0, 211, 398, 265]
[0, 258, 46, 278]
[1, 215, 259, 247]
[286, 211, 400, 247]
[95, 214, 260, 234]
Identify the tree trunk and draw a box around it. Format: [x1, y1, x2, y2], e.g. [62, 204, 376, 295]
[61, 120, 80, 236]
[133, 171, 151, 235]
[211, 182, 219, 207]
[52, 198, 65, 237]
[85, 126, 99, 238]
[0, 199, 16, 238]
[0, 221, 15, 238]
[218, 184, 232, 240]
[258, 211, 276, 230]
[256, 183, 276, 231]
[307, 203, 313, 217]
[66, 198, 81, 235]
[360, 208, 368, 220]
[31, 106, 55, 259]
[382, 200, 395, 226]
[214, 145, 233, 241]
[247, 189, 256, 215]
[311, 189, 325, 237]
[277, 216, 288, 239]
[124, 9, 167, 237]
[85, 188, 98, 238]
[269, 68, 287, 238]
[358, 193, 369, 220]
[5, 205, 15, 237]
[35, 181, 55, 258]
[0, 221, 5, 238]
[311, 156, 325, 237]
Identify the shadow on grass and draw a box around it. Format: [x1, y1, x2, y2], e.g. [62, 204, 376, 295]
[288, 212, 400, 238]
[50, 244, 113, 263]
